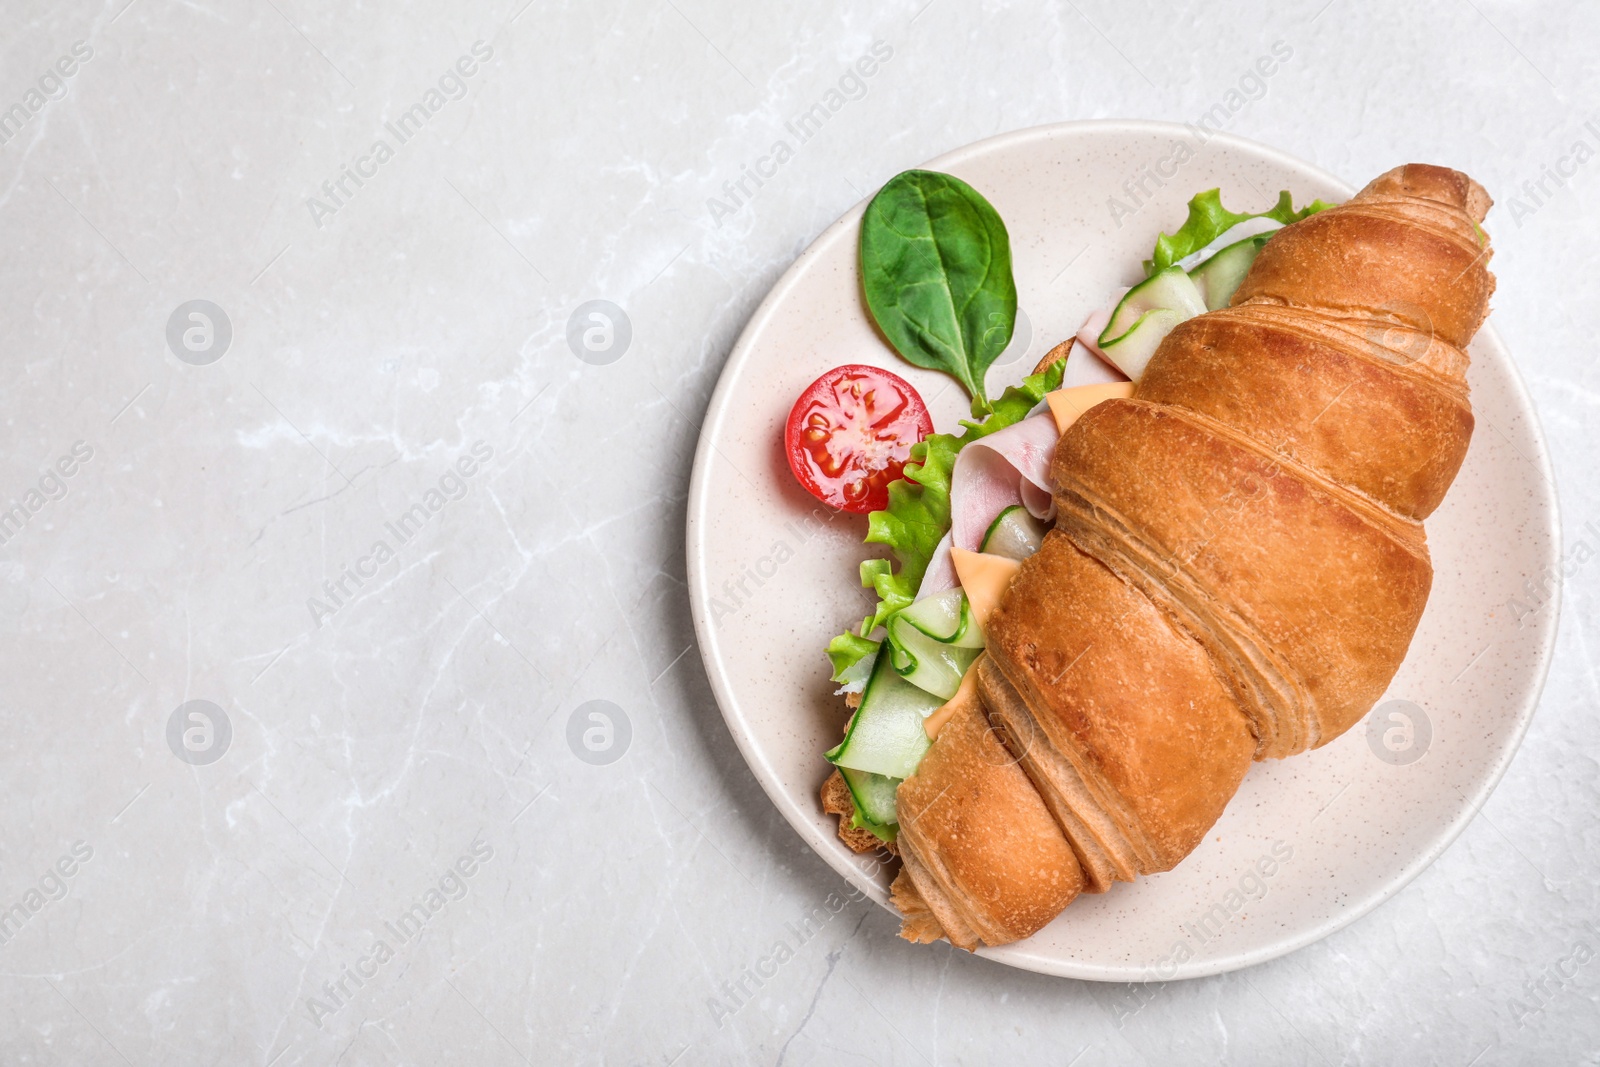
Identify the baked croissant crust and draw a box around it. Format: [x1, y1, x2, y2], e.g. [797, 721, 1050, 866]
[891, 163, 1494, 948]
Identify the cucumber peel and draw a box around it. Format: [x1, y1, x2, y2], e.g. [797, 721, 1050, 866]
[827, 639, 940, 779]
[1097, 267, 1207, 380]
[876, 587, 984, 700]
[886, 623, 979, 700]
[839, 765, 900, 839]
[1188, 233, 1272, 311]
[1099, 306, 1188, 380]
[980, 505, 1046, 561]
[1098, 266, 1207, 346]
[893, 587, 983, 648]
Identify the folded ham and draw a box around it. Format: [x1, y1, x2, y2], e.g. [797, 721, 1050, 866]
[918, 411, 1061, 598]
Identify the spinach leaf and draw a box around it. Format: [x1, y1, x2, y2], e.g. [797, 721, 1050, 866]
[859, 170, 1017, 414]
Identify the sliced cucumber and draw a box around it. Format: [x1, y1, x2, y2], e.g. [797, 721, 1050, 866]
[1100, 307, 1188, 380]
[884, 587, 983, 699]
[839, 765, 900, 837]
[1097, 266, 1208, 380]
[980, 505, 1046, 561]
[887, 621, 980, 699]
[893, 587, 984, 649]
[826, 639, 940, 779]
[1187, 234, 1270, 311]
[1098, 266, 1206, 345]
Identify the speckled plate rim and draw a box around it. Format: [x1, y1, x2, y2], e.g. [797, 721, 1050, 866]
[685, 119, 1561, 981]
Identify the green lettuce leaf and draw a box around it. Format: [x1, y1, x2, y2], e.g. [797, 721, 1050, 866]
[826, 357, 1065, 682]
[825, 632, 879, 679]
[1144, 189, 1336, 276]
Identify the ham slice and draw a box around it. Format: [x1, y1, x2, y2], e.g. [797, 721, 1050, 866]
[1062, 330, 1129, 388]
[916, 411, 1063, 598]
[1074, 304, 1114, 360]
[918, 530, 958, 598]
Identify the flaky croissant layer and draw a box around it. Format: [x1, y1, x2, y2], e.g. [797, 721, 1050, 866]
[891, 164, 1495, 949]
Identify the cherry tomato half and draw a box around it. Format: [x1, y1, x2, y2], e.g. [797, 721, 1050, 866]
[784, 364, 934, 513]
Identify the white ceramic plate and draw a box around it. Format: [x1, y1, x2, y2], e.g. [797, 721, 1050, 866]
[685, 121, 1559, 980]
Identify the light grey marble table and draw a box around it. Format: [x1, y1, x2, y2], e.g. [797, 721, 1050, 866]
[0, 0, 1594, 1063]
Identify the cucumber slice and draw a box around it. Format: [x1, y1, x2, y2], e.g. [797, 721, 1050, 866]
[826, 640, 939, 779]
[1098, 266, 1206, 345]
[980, 505, 1046, 561]
[1187, 234, 1270, 311]
[839, 765, 900, 836]
[887, 620, 979, 699]
[1099, 307, 1188, 380]
[893, 587, 984, 649]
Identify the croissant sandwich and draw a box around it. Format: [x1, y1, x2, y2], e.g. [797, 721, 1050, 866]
[813, 164, 1494, 950]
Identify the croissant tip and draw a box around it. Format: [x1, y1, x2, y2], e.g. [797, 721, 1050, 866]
[1359, 163, 1493, 223]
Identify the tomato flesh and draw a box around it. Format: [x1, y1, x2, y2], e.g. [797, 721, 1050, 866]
[784, 364, 933, 513]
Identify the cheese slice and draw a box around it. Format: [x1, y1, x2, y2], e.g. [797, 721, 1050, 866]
[1045, 381, 1136, 435]
[950, 547, 1022, 630]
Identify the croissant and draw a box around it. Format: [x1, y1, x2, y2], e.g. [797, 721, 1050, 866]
[886, 164, 1495, 949]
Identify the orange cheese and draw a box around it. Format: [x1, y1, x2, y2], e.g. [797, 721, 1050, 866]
[1045, 381, 1136, 435]
[950, 547, 1022, 631]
